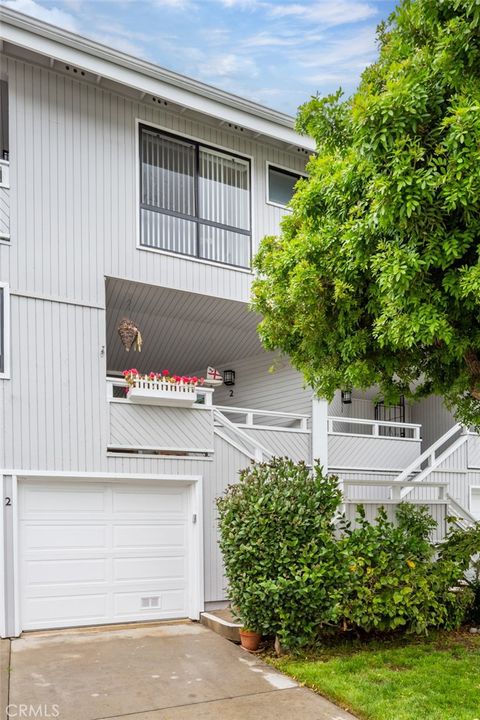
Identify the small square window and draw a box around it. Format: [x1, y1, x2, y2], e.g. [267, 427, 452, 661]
[267, 165, 303, 208]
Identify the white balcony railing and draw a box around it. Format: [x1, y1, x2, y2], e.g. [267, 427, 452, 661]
[106, 376, 214, 406]
[328, 416, 421, 440]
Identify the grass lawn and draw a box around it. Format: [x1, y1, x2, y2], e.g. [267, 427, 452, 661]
[267, 631, 480, 720]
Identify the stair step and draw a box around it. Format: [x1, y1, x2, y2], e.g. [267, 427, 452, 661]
[200, 608, 241, 643]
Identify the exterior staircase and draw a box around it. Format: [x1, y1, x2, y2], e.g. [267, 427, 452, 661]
[392, 423, 476, 528]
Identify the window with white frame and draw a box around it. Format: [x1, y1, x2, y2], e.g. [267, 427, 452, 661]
[139, 125, 251, 268]
[267, 164, 303, 208]
[0, 283, 9, 376]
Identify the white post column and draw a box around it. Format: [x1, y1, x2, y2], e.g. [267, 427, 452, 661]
[311, 397, 329, 472]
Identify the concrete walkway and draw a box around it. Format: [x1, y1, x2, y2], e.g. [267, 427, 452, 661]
[2, 623, 357, 720]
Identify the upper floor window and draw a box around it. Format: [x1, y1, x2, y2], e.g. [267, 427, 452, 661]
[0, 283, 9, 377]
[139, 125, 251, 268]
[267, 164, 303, 208]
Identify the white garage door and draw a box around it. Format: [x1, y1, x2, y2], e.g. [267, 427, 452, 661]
[19, 480, 191, 631]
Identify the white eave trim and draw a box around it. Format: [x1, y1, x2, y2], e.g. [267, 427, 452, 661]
[0, 7, 315, 152]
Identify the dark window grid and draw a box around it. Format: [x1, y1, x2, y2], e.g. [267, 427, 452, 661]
[139, 124, 252, 267]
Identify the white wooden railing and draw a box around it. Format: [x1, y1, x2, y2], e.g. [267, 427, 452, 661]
[339, 476, 448, 502]
[394, 422, 464, 485]
[447, 494, 477, 530]
[215, 405, 310, 431]
[328, 416, 421, 440]
[213, 408, 275, 462]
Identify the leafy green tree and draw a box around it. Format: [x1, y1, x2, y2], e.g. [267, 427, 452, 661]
[252, 0, 480, 426]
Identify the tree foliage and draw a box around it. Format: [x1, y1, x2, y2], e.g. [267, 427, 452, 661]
[252, 0, 480, 426]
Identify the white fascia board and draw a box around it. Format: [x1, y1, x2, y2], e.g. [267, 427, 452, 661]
[0, 9, 315, 152]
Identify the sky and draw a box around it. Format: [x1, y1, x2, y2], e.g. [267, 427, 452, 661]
[2, 0, 398, 115]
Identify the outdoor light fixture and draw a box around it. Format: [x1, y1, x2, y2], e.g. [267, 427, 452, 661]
[223, 370, 236, 386]
[341, 390, 352, 404]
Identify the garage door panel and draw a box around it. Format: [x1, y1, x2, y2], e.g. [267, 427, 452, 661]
[114, 589, 186, 618]
[113, 523, 185, 548]
[112, 488, 186, 514]
[19, 480, 193, 631]
[113, 556, 184, 582]
[23, 524, 108, 551]
[23, 594, 109, 628]
[24, 558, 108, 586]
[22, 485, 107, 514]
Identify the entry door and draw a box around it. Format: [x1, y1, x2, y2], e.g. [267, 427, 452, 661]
[19, 480, 190, 631]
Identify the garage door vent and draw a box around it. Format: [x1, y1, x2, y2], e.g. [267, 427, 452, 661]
[141, 596, 160, 608]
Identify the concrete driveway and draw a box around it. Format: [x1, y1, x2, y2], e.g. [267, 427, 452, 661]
[1, 623, 356, 720]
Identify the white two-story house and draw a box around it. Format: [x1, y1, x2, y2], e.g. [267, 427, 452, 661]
[1, 7, 479, 638]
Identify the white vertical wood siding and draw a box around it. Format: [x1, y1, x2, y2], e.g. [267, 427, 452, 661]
[468, 435, 480, 469]
[0, 187, 9, 238]
[411, 395, 456, 451]
[209, 352, 313, 418]
[0, 294, 106, 472]
[2, 56, 307, 304]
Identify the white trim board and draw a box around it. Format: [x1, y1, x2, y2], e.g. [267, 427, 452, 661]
[0, 281, 10, 379]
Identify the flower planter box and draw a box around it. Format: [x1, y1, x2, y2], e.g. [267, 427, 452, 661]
[127, 379, 198, 407]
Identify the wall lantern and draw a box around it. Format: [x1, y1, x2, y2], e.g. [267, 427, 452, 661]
[223, 370, 236, 386]
[341, 389, 352, 404]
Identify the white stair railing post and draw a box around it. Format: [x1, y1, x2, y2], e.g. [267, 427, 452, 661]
[312, 397, 329, 470]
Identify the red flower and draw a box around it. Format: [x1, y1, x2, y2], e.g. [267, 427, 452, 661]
[149, 372, 155, 379]
[192, 376, 198, 383]
[162, 369, 169, 376]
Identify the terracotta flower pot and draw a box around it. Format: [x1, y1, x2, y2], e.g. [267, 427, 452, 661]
[239, 629, 261, 651]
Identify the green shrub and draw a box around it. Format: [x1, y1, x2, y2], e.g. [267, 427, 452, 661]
[217, 459, 477, 647]
[440, 522, 480, 625]
[339, 504, 468, 634]
[216, 458, 345, 647]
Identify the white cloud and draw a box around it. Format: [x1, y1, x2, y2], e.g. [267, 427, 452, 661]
[242, 31, 299, 47]
[217, 0, 261, 7]
[151, 0, 193, 8]
[198, 52, 258, 80]
[299, 25, 377, 72]
[270, 0, 376, 27]
[1, 0, 79, 31]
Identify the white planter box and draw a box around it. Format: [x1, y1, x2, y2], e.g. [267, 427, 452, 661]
[127, 380, 198, 407]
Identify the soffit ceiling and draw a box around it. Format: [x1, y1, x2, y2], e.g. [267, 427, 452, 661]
[106, 277, 264, 375]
